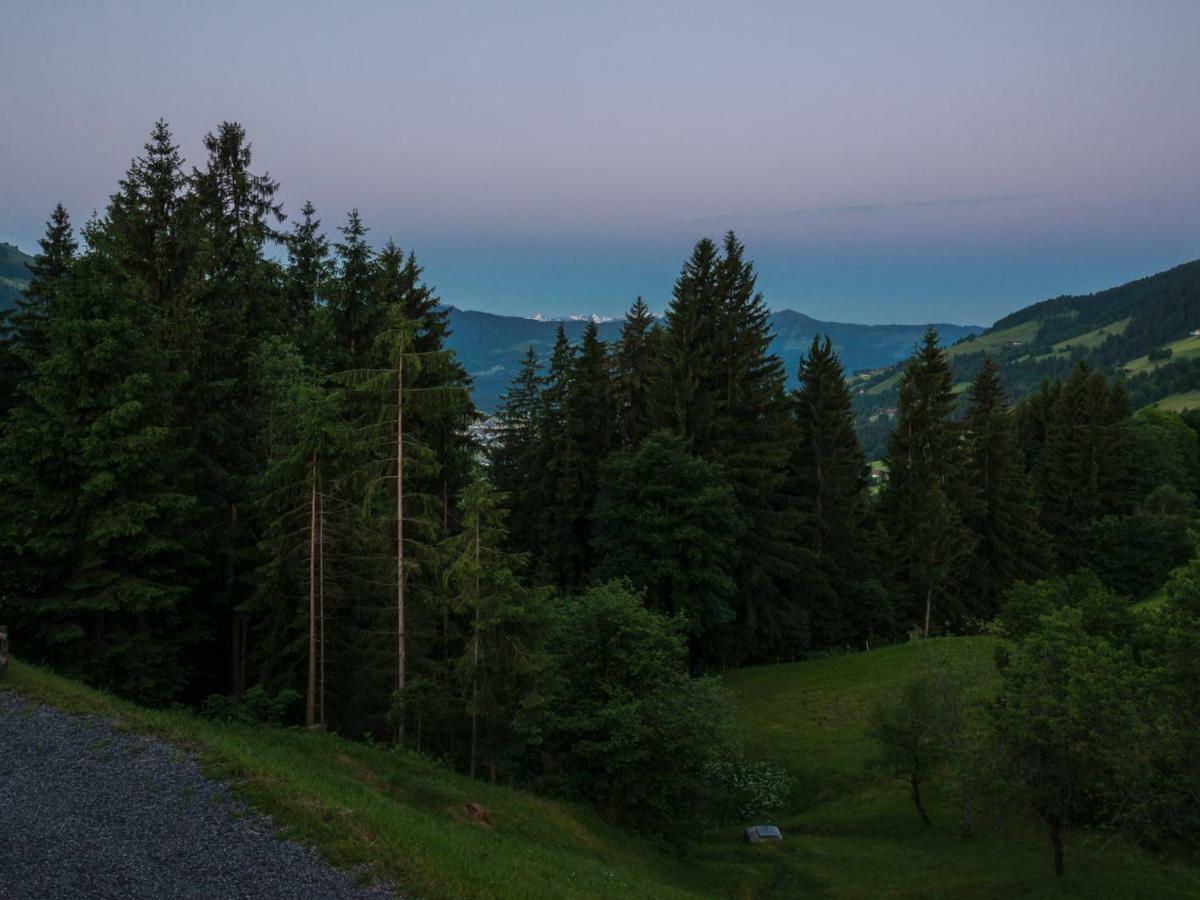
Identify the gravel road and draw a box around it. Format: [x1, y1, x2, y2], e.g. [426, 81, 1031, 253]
[0, 690, 389, 899]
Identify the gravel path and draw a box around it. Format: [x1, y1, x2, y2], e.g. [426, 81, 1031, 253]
[0, 690, 389, 899]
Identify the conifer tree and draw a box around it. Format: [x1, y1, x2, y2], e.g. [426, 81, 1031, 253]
[592, 430, 742, 647]
[961, 357, 1048, 616]
[491, 346, 542, 553]
[533, 326, 577, 589]
[331, 210, 375, 363]
[188, 121, 288, 695]
[440, 473, 549, 780]
[0, 248, 196, 704]
[250, 338, 349, 728]
[1, 204, 77, 415]
[881, 328, 975, 636]
[1039, 362, 1130, 569]
[650, 232, 801, 661]
[791, 336, 886, 644]
[612, 296, 659, 448]
[559, 321, 614, 586]
[283, 201, 330, 353]
[12, 203, 76, 357]
[103, 120, 193, 316]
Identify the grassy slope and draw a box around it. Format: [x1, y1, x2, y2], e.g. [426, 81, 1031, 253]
[1123, 334, 1200, 375]
[7, 640, 1200, 899]
[1052, 317, 1131, 352]
[1152, 389, 1200, 412]
[712, 639, 1200, 899]
[3, 661, 710, 900]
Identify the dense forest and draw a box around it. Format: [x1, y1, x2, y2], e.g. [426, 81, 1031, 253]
[2, 121, 1199, 871]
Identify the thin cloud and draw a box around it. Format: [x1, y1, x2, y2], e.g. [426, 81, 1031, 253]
[683, 193, 1048, 224]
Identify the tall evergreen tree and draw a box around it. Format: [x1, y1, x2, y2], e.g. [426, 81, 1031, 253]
[282, 200, 330, 354]
[612, 296, 659, 448]
[960, 357, 1048, 616]
[439, 473, 549, 781]
[592, 430, 742, 648]
[881, 328, 974, 636]
[791, 336, 887, 644]
[491, 346, 542, 554]
[533, 326, 577, 590]
[1, 204, 78, 414]
[103, 120, 194, 329]
[0, 249, 197, 704]
[1038, 362, 1130, 569]
[330, 210, 375, 363]
[650, 233, 801, 662]
[12, 203, 77, 356]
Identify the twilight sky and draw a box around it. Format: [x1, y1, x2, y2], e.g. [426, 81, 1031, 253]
[2, 0, 1198, 324]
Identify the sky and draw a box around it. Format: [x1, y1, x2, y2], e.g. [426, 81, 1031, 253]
[2, 0, 1198, 325]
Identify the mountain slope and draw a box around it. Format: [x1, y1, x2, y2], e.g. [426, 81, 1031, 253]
[852, 258, 1200, 455]
[0, 241, 33, 311]
[10, 640, 1197, 899]
[446, 306, 981, 410]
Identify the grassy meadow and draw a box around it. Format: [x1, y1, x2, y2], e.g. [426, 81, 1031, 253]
[6, 637, 1200, 899]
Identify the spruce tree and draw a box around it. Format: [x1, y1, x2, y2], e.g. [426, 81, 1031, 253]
[650, 232, 801, 662]
[103, 120, 194, 324]
[559, 320, 614, 586]
[491, 346, 543, 554]
[283, 200, 330, 354]
[612, 296, 659, 448]
[0, 249, 197, 704]
[1, 204, 77, 415]
[439, 473, 549, 780]
[188, 121, 288, 696]
[12, 203, 77, 357]
[791, 336, 886, 644]
[1039, 362, 1130, 569]
[592, 430, 742, 648]
[960, 357, 1048, 616]
[331, 210, 375, 363]
[881, 328, 975, 636]
[533, 326, 577, 590]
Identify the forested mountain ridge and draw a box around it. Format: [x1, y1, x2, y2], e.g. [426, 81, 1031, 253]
[0, 241, 33, 310]
[853, 258, 1200, 457]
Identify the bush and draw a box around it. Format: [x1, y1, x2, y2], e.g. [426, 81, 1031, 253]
[704, 758, 793, 821]
[201, 684, 300, 726]
[539, 580, 741, 841]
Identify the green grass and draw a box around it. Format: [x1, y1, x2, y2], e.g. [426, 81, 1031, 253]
[1124, 334, 1200, 375]
[3, 660, 710, 900]
[6, 638, 1199, 899]
[1052, 317, 1130, 352]
[1153, 389, 1200, 412]
[944, 320, 1042, 361]
[712, 639, 1200, 898]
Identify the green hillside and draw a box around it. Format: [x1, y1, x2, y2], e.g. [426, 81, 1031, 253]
[853, 259, 1200, 458]
[8, 640, 1198, 899]
[0, 241, 33, 310]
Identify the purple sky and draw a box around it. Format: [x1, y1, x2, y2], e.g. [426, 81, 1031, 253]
[2, 0, 1198, 323]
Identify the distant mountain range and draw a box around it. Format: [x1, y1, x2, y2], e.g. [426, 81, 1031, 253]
[446, 306, 981, 409]
[0, 239, 983, 409]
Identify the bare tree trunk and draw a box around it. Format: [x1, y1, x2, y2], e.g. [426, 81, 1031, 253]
[469, 516, 481, 779]
[923, 586, 933, 638]
[306, 460, 318, 729]
[395, 360, 406, 743]
[911, 774, 931, 827]
[318, 487, 326, 729]
[1049, 819, 1065, 877]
